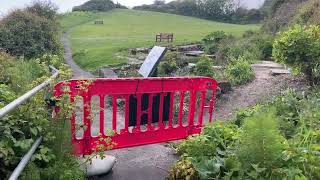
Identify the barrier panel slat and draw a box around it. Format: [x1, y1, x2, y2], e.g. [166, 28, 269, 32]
[198, 91, 206, 125]
[158, 93, 164, 129]
[54, 77, 218, 156]
[112, 95, 117, 131]
[188, 91, 196, 126]
[99, 95, 104, 135]
[209, 92, 216, 122]
[147, 94, 153, 130]
[168, 92, 174, 128]
[134, 94, 142, 132]
[178, 91, 185, 127]
[124, 95, 130, 134]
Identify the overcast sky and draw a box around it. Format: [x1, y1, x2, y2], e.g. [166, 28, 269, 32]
[0, 0, 265, 16]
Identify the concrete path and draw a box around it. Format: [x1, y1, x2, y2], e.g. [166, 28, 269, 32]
[88, 102, 178, 180]
[61, 32, 95, 78]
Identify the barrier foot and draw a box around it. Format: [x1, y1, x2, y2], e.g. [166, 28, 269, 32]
[81, 155, 116, 176]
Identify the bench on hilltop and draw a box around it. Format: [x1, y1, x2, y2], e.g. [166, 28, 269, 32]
[94, 20, 104, 24]
[156, 33, 173, 42]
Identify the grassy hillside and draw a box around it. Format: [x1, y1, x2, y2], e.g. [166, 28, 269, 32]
[62, 9, 260, 71]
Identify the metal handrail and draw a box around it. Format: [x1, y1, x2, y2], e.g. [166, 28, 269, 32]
[0, 65, 59, 118]
[0, 66, 59, 180]
[9, 137, 43, 180]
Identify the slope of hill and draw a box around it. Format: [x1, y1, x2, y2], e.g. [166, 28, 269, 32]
[61, 9, 260, 71]
[263, 0, 320, 33]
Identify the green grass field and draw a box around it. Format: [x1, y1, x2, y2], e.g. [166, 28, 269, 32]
[61, 9, 260, 71]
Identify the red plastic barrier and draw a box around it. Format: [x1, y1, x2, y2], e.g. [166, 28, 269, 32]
[54, 77, 218, 156]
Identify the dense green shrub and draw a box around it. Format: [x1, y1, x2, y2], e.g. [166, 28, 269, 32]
[272, 89, 302, 138]
[0, 3, 61, 59]
[171, 88, 320, 179]
[214, 32, 271, 64]
[7, 60, 46, 94]
[158, 52, 179, 76]
[202, 31, 228, 55]
[273, 25, 320, 85]
[0, 53, 82, 178]
[275, 90, 320, 179]
[194, 56, 214, 77]
[299, 91, 320, 130]
[202, 31, 227, 45]
[229, 31, 274, 62]
[175, 122, 240, 179]
[0, 53, 15, 83]
[158, 61, 178, 76]
[168, 159, 199, 180]
[250, 33, 274, 60]
[194, 56, 220, 80]
[20, 92, 85, 180]
[224, 56, 255, 85]
[237, 110, 286, 172]
[234, 104, 264, 127]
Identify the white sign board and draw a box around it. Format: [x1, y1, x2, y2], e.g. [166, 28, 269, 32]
[138, 46, 167, 77]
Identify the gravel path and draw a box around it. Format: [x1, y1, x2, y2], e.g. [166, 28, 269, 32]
[214, 61, 304, 120]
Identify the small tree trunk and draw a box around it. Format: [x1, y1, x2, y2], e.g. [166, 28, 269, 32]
[304, 65, 314, 86]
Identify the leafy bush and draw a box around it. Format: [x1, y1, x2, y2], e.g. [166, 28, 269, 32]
[215, 33, 268, 64]
[0, 3, 61, 59]
[7, 60, 47, 94]
[272, 89, 302, 138]
[175, 122, 240, 179]
[234, 104, 264, 127]
[158, 61, 178, 76]
[158, 52, 179, 76]
[273, 25, 320, 85]
[202, 31, 227, 45]
[274, 90, 320, 179]
[202, 31, 228, 55]
[237, 110, 286, 172]
[0, 53, 82, 178]
[194, 56, 220, 80]
[171, 88, 320, 179]
[250, 33, 274, 60]
[21, 92, 85, 180]
[168, 159, 199, 180]
[224, 56, 254, 85]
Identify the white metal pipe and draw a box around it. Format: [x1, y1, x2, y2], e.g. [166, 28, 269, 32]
[8, 137, 43, 180]
[0, 65, 59, 118]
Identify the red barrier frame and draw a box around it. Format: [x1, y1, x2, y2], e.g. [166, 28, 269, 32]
[54, 77, 218, 156]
